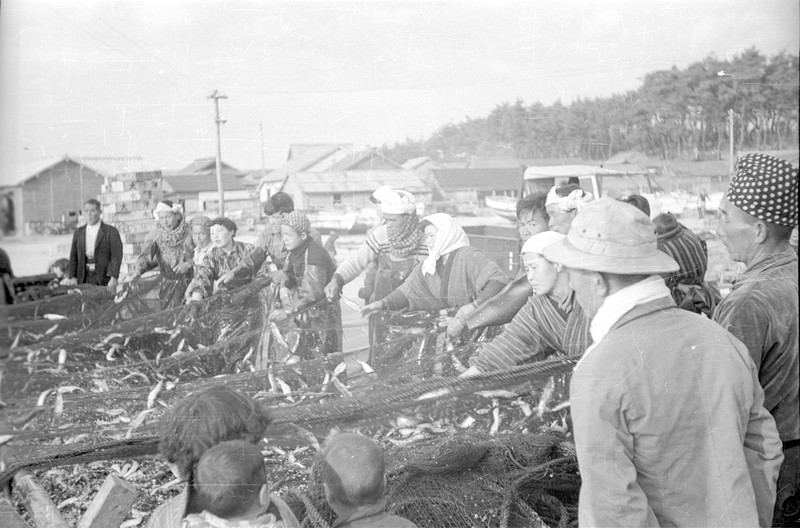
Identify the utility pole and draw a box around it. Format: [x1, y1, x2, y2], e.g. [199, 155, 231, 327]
[259, 122, 266, 179]
[717, 71, 741, 175]
[208, 90, 228, 215]
[728, 108, 735, 175]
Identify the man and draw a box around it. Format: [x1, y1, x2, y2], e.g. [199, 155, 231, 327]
[453, 192, 549, 337]
[713, 152, 799, 522]
[543, 197, 783, 527]
[66, 198, 123, 292]
[460, 231, 590, 377]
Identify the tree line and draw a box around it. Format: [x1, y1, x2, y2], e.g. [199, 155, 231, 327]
[383, 48, 799, 163]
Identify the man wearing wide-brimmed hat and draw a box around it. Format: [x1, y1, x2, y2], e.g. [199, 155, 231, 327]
[543, 197, 783, 527]
[713, 152, 799, 523]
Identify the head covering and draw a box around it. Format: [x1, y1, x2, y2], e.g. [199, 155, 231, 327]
[153, 200, 183, 219]
[420, 213, 470, 275]
[189, 216, 213, 231]
[280, 211, 311, 235]
[380, 190, 416, 215]
[543, 197, 679, 275]
[521, 231, 566, 256]
[653, 213, 707, 286]
[727, 152, 798, 226]
[370, 185, 395, 204]
[545, 186, 593, 213]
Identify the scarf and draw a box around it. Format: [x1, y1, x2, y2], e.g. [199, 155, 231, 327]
[156, 216, 189, 248]
[387, 212, 422, 258]
[546, 186, 593, 212]
[420, 213, 470, 276]
[574, 274, 670, 371]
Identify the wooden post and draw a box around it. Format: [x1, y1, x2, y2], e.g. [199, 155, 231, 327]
[77, 473, 138, 528]
[12, 470, 69, 528]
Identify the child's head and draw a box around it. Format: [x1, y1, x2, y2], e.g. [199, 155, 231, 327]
[319, 433, 385, 513]
[50, 258, 69, 278]
[158, 386, 272, 481]
[194, 440, 270, 519]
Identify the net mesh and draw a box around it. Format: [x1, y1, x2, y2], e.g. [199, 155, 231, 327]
[1, 282, 580, 527]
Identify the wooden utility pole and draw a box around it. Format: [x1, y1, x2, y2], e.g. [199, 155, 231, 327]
[260, 122, 266, 179]
[208, 90, 228, 215]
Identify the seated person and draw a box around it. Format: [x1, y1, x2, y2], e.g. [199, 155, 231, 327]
[653, 213, 721, 317]
[545, 184, 593, 234]
[461, 231, 591, 377]
[268, 211, 342, 360]
[185, 218, 256, 302]
[452, 192, 549, 337]
[182, 440, 299, 528]
[319, 433, 416, 528]
[361, 213, 508, 338]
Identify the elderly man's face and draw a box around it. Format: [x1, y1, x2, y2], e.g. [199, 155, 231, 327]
[716, 197, 758, 264]
[567, 267, 605, 319]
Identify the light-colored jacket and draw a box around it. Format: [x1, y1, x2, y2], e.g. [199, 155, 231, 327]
[571, 297, 783, 527]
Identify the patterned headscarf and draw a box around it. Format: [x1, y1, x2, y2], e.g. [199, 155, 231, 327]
[387, 212, 422, 258]
[281, 211, 311, 235]
[420, 213, 470, 275]
[727, 153, 798, 226]
[189, 216, 213, 232]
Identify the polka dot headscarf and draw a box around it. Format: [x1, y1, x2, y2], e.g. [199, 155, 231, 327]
[727, 153, 798, 226]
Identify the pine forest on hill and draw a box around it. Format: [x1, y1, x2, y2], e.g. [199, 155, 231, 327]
[383, 48, 800, 163]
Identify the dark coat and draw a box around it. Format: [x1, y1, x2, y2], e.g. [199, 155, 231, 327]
[69, 221, 123, 285]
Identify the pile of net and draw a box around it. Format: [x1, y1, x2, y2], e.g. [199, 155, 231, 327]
[288, 430, 578, 528]
[1, 278, 581, 527]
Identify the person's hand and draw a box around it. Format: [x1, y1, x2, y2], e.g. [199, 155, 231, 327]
[269, 270, 285, 284]
[324, 279, 340, 302]
[230, 288, 252, 306]
[455, 302, 477, 322]
[268, 308, 290, 323]
[446, 317, 466, 339]
[175, 262, 192, 274]
[459, 365, 482, 379]
[188, 300, 202, 321]
[217, 270, 235, 285]
[360, 300, 385, 318]
[63, 277, 78, 286]
[106, 277, 118, 292]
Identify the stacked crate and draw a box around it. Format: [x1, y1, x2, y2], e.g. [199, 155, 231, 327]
[99, 171, 163, 277]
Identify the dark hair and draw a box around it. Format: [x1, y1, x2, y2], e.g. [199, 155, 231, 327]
[766, 222, 794, 243]
[516, 192, 549, 223]
[554, 184, 582, 198]
[620, 195, 651, 217]
[157, 387, 272, 480]
[210, 217, 238, 237]
[195, 440, 268, 518]
[84, 198, 101, 210]
[319, 433, 385, 508]
[264, 192, 295, 216]
[51, 258, 70, 273]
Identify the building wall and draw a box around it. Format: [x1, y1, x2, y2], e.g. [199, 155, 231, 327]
[21, 160, 104, 223]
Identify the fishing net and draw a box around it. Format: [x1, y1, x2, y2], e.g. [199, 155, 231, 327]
[1, 280, 580, 527]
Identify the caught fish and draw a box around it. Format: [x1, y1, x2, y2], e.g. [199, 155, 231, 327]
[147, 380, 164, 409]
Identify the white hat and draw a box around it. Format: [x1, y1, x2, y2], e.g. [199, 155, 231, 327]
[370, 185, 394, 204]
[521, 231, 565, 255]
[380, 190, 416, 215]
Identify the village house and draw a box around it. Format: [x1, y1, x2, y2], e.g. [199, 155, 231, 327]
[162, 158, 258, 218]
[0, 155, 148, 236]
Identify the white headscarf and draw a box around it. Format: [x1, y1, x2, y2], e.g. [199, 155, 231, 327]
[545, 186, 593, 213]
[420, 213, 470, 275]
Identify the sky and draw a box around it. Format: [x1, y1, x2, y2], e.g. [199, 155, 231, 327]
[1, 0, 798, 181]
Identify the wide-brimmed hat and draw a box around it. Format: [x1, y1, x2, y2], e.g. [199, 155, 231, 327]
[542, 197, 679, 274]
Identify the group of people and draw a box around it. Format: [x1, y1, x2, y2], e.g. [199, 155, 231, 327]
[145, 386, 415, 528]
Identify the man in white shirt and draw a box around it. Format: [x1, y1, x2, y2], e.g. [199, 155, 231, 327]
[66, 198, 123, 291]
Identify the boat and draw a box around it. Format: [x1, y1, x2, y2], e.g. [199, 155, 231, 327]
[303, 207, 381, 234]
[484, 195, 518, 222]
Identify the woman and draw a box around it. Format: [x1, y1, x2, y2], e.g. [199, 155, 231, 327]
[136, 200, 194, 308]
[144, 386, 298, 528]
[268, 211, 342, 362]
[361, 213, 508, 338]
[185, 218, 255, 301]
[545, 184, 593, 235]
[462, 231, 591, 376]
[189, 216, 214, 271]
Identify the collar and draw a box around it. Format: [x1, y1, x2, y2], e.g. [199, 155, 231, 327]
[575, 275, 670, 371]
[738, 246, 797, 283]
[86, 221, 101, 231]
[332, 500, 388, 528]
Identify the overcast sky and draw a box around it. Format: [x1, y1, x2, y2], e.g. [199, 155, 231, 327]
[1, 0, 798, 179]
